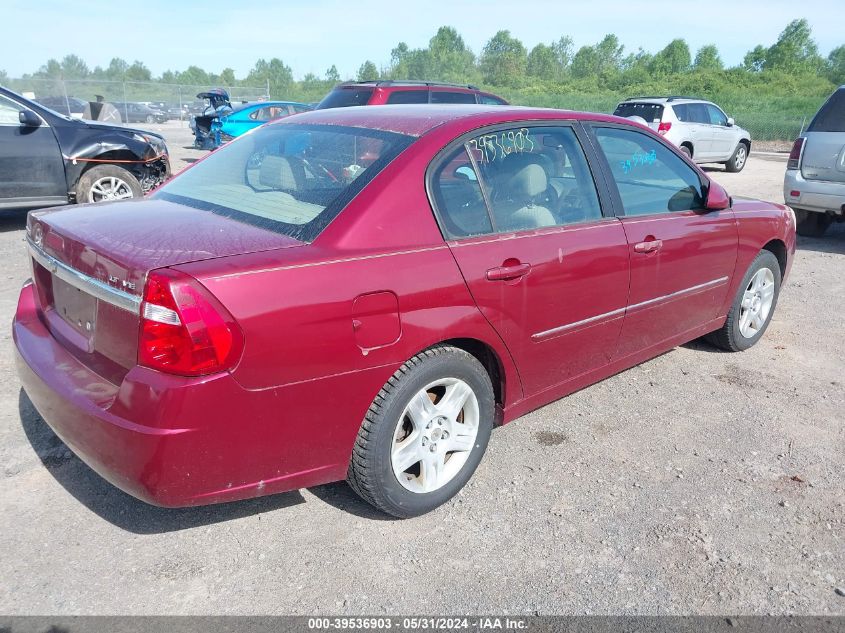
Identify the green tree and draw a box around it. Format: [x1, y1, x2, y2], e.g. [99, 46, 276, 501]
[479, 30, 527, 86]
[765, 18, 822, 74]
[106, 57, 129, 80]
[594, 34, 624, 74]
[247, 58, 293, 95]
[552, 36, 574, 72]
[35, 59, 62, 78]
[427, 26, 477, 82]
[527, 43, 559, 80]
[325, 65, 340, 83]
[571, 45, 599, 78]
[219, 68, 237, 85]
[650, 39, 691, 74]
[59, 54, 90, 79]
[827, 45, 845, 85]
[693, 44, 723, 71]
[743, 45, 767, 72]
[357, 60, 378, 81]
[125, 61, 152, 82]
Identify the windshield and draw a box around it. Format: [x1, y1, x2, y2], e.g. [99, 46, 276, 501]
[317, 88, 374, 109]
[613, 102, 664, 123]
[152, 123, 414, 242]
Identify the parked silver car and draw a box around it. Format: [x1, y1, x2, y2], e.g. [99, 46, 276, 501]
[784, 86, 845, 237]
[614, 96, 751, 172]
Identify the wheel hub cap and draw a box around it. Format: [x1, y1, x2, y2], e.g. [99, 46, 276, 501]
[390, 378, 480, 494]
[739, 268, 775, 339]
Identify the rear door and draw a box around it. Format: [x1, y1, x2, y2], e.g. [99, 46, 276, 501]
[429, 123, 630, 396]
[0, 94, 66, 204]
[588, 124, 737, 358]
[801, 88, 845, 184]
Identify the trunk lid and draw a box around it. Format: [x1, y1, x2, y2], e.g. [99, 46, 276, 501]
[28, 198, 303, 382]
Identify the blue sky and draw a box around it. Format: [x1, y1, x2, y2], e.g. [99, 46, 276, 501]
[3, 0, 843, 79]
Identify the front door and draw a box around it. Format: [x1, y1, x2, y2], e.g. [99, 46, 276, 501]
[705, 104, 736, 160]
[589, 124, 738, 359]
[0, 94, 66, 204]
[428, 123, 630, 396]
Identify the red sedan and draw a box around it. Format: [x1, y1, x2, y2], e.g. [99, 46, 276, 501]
[14, 105, 796, 517]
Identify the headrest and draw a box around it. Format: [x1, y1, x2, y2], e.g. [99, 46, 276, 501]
[505, 161, 548, 198]
[259, 155, 301, 190]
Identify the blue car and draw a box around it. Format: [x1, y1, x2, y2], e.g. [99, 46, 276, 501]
[193, 99, 313, 149]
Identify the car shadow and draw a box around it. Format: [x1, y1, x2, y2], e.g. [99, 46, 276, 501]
[795, 222, 845, 255]
[18, 389, 307, 534]
[0, 210, 29, 232]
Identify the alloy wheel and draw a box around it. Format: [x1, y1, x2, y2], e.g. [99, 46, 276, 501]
[88, 176, 135, 203]
[738, 267, 774, 338]
[391, 377, 480, 494]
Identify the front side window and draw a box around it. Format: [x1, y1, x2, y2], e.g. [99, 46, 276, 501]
[153, 124, 413, 242]
[593, 127, 705, 216]
[479, 94, 507, 105]
[706, 104, 728, 126]
[430, 125, 603, 238]
[0, 95, 22, 125]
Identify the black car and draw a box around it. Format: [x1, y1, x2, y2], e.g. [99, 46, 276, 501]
[0, 86, 170, 209]
[109, 101, 168, 124]
[33, 96, 88, 118]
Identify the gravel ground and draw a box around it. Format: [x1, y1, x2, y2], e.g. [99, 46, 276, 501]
[0, 127, 842, 615]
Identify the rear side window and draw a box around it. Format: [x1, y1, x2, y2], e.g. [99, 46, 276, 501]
[479, 94, 508, 105]
[594, 127, 705, 216]
[431, 91, 477, 104]
[386, 90, 429, 104]
[153, 124, 413, 242]
[808, 89, 845, 133]
[613, 102, 664, 123]
[316, 88, 374, 109]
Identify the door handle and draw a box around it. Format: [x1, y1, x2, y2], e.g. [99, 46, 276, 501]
[633, 239, 663, 253]
[486, 262, 532, 281]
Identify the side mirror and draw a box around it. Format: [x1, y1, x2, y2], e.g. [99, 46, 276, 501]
[454, 165, 477, 181]
[726, 117, 735, 127]
[19, 110, 41, 127]
[705, 181, 731, 211]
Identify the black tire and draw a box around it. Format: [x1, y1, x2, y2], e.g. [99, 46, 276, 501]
[679, 145, 692, 159]
[725, 142, 749, 173]
[145, 114, 155, 124]
[75, 164, 143, 204]
[795, 209, 832, 237]
[707, 250, 781, 352]
[347, 345, 495, 518]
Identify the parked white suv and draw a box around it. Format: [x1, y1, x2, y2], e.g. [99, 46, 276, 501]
[783, 86, 845, 237]
[614, 96, 751, 172]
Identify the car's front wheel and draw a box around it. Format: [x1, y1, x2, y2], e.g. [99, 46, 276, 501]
[347, 345, 494, 518]
[76, 165, 143, 203]
[708, 250, 781, 351]
[725, 142, 748, 173]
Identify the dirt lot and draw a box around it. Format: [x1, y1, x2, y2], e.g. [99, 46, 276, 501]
[0, 126, 842, 615]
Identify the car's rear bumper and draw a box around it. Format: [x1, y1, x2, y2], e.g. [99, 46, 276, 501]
[784, 169, 845, 214]
[14, 282, 378, 507]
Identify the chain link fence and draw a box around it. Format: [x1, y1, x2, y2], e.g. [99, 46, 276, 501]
[5, 77, 269, 125]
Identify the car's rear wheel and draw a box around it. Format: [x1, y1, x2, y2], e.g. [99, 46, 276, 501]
[145, 114, 155, 124]
[707, 250, 781, 352]
[795, 209, 832, 237]
[679, 145, 692, 159]
[76, 165, 143, 204]
[347, 345, 494, 518]
[725, 142, 748, 173]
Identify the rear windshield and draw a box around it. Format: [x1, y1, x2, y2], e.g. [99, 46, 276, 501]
[613, 102, 664, 123]
[152, 123, 414, 242]
[808, 89, 845, 133]
[316, 88, 374, 109]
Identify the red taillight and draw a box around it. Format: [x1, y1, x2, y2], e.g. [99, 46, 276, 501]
[657, 121, 672, 135]
[787, 137, 805, 170]
[138, 269, 243, 376]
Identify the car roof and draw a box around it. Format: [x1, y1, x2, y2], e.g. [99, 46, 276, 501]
[336, 80, 481, 91]
[276, 104, 627, 137]
[620, 96, 711, 105]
